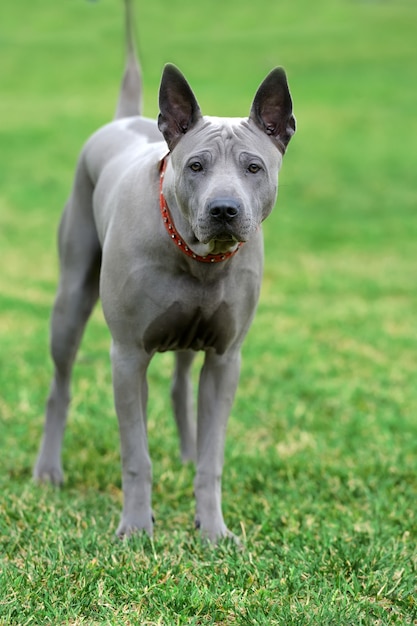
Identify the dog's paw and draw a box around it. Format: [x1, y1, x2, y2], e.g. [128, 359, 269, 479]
[195, 518, 241, 546]
[33, 462, 64, 486]
[116, 514, 154, 539]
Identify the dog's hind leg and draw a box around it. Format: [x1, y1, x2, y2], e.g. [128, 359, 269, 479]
[171, 350, 197, 463]
[34, 159, 101, 485]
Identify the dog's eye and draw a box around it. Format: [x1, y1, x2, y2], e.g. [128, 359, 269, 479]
[189, 161, 203, 172]
[247, 163, 261, 174]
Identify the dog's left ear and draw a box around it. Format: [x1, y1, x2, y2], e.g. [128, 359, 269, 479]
[158, 64, 202, 151]
[249, 67, 296, 153]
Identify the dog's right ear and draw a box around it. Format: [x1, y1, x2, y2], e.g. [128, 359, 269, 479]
[158, 64, 202, 151]
[249, 67, 296, 154]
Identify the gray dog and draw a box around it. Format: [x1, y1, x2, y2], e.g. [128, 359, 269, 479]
[34, 0, 295, 542]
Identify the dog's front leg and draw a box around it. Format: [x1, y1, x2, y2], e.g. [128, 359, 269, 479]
[110, 341, 153, 538]
[194, 350, 241, 542]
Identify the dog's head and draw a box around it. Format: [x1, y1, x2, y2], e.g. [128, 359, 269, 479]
[158, 65, 295, 255]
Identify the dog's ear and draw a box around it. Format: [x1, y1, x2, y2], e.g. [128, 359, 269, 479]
[158, 64, 202, 151]
[249, 67, 296, 153]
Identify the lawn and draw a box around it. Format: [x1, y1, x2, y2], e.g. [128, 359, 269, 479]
[1, 0, 416, 624]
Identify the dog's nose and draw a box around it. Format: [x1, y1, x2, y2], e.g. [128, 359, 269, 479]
[208, 198, 240, 223]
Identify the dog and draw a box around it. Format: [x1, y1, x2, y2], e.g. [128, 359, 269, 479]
[34, 0, 295, 542]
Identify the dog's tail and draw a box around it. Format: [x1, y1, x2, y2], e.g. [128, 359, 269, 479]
[114, 0, 142, 119]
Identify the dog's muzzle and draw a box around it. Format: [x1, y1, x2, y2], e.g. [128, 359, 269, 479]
[201, 197, 246, 243]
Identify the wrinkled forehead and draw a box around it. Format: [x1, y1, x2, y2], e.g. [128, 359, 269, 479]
[172, 116, 282, 164]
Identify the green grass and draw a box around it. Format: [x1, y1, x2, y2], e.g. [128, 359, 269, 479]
[1, 0, 417, 623]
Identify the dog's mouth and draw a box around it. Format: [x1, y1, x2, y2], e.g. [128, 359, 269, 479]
[197, 225, 250, 247]
[215, 228, 238, 239]
[206, 237, 240, 255]
[190, 230, 242, 256]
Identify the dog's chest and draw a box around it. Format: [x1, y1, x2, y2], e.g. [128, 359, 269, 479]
[143, 300, 235, 354]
